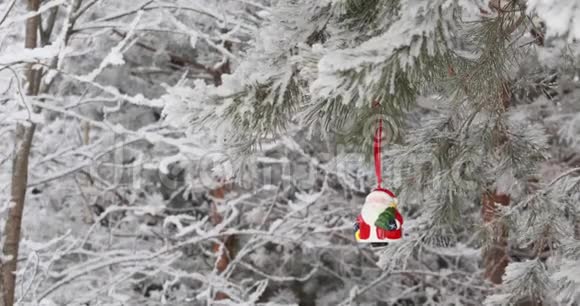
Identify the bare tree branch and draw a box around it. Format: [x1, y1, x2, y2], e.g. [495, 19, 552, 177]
[0, 0, 17, 26]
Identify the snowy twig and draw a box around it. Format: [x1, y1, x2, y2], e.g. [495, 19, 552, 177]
[238, 260, 319, 283]
[96, 0, 153, 23]
[547, 167, 580, 187]
[0, 0, 17, 26]
[0, 65, 33, 121]
[17, 251, 39, 304]
[0, 0, 66, 29]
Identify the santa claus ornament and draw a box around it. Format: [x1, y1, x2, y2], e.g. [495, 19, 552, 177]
[354, 112, 404, 246]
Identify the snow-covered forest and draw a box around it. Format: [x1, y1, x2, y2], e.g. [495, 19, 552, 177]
[1, 0, 580, 305]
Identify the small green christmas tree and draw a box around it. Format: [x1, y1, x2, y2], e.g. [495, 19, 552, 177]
[375, 206, 397, 230]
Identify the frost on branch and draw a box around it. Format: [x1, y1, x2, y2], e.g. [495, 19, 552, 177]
[485, 260, 552, 305]
[527, 0, 580, 41]
[0, 44, 63, 65]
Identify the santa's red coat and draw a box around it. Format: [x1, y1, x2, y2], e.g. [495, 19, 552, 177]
[357, 209, 403, 240]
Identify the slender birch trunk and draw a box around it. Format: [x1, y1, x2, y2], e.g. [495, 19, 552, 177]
[1, 1, 40, 305]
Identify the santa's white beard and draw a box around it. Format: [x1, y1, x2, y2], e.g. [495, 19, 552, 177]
[361, 190, 393, 223]
[361, 201, 390, 224]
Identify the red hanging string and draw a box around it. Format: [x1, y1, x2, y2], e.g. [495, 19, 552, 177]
[372, 100, 395, 198]
[373, 110, 383, 189]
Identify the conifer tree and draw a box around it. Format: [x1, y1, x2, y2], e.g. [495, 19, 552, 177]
[163, 0, 580, 304]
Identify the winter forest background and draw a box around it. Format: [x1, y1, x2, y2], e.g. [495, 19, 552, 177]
[1, 0, 580, 305]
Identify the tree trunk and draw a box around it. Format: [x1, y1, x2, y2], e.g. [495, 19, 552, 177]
[448, 65, 513, 286]
[1, 1, 40, 305]
[575, 213, 580, 240]
[209, 185, 235, 301]
[481, 81, 512, 285]
[0, 258, 3, 306]
[473, 63, 512, 284]
[209, 36, 234, 301]
[482, 191, 510, 284]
